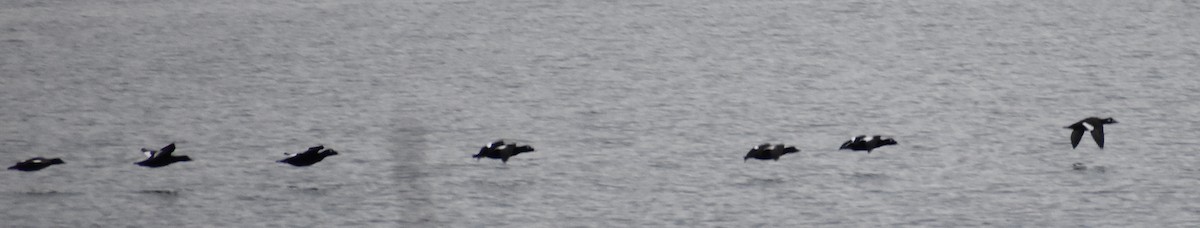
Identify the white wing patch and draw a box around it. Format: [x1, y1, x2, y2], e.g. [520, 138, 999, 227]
[31, 159, 43, 163]
[1082, 122, 1094, 131]
[142, 149, 155, 158]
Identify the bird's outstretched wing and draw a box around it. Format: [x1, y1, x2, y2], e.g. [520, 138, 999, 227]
[1070, 129, 1084, 149]
[159, 143, 176, 156]
[306, 145, 325, 154]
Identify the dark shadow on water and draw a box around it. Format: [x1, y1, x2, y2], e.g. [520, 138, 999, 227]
[132, 189, 186, 204]
[137, 189, 183, 196]
[286, 185, 322, 192]
[16, 189, 83, 197]
[283, 184, 344, 196]
[234, 195, 285, 202]
[1070, 162, 1110, 174]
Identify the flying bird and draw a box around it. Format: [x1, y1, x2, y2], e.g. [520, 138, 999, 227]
[839, 135, 898, 153]
[135, 143, 192, 168]
[473, 140, 535, 163]
[278, 145, 339, 166]
[8, 157, 65, 172]
[1065, 117, 1117, 149]
[744, 144, 800, 161]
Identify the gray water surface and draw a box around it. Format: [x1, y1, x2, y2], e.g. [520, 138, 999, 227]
[3, 0, 1200, 227]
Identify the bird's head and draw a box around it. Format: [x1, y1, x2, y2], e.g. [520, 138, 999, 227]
[880, 138, 898, 146]
[320, 149, 339, 157]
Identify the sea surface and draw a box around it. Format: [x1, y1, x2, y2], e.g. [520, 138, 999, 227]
[2, 0, 1200, 227]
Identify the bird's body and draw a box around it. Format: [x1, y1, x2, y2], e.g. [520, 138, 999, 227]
[278, 145, 339, 166]
[136, 143, 192, 168]
[744, 144, 800, 161]
[1066, 117, 1117, 149]
[839, 135, 869, 150]
[8, 157, 65, 172]
[839, 135, 898, 153]
[473, 140, 535, 163]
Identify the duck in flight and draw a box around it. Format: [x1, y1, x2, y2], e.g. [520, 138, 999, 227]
[278, 145, 339, 166]
[135, 143, 192, 168]
[839, 135, 898, 153]
[8, 157, 65, 172]
[1065, 117, 1117, 149]
[744, 143, 800, 161]
[473, 140, 535, 163]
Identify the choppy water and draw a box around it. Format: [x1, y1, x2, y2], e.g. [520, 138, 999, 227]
[3, 0, 1200, 227]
